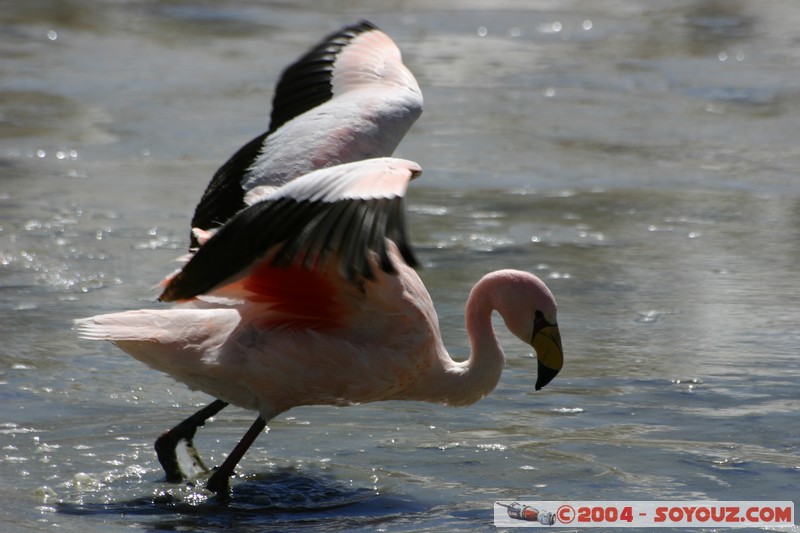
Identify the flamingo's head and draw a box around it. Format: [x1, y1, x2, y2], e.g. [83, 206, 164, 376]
[487, 269, 564, 391]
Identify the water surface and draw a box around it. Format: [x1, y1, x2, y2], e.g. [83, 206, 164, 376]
[1, 1, 799, 531]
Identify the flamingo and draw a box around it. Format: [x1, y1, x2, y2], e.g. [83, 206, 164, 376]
[126, 20, 423, 481]
[76, 157, 564, 494]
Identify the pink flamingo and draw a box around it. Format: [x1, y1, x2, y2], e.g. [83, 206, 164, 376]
[76, 157, 564, 494]
[135, 20, 424, 482]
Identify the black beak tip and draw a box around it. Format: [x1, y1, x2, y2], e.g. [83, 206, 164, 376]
[535, 360, 560, 391]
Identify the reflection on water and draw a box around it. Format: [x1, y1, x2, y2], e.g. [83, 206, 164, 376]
[2, 0, 799, 531]
[56, 467, 429, 532]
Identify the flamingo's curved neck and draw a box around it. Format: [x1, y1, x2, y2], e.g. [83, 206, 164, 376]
[434, 276, 506, 406]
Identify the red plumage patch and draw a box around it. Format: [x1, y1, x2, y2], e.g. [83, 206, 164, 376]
[243, 261, 344, 330]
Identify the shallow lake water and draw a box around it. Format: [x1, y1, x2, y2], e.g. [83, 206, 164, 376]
[1, 1, 799, 531]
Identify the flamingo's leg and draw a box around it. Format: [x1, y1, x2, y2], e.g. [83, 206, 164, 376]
[155, 399, 229, 482]
[206, 416, 267, 494]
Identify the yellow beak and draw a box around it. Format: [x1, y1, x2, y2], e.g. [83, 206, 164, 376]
[532, 324, 563, 390]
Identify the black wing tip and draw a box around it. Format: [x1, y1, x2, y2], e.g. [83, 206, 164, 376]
[400, 245, 420, 269]
[159, 269, 207, 303]
[190, 131, 269, 245]
[323, 20, 379, 41]
[269, 20, 385, 133]
[348, 19, 379, 34]
[158, 282, 180, 303]
[308, 20, 381, 55]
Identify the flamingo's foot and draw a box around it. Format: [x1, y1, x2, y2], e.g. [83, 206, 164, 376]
[205, 467, 232, 495]
[155, 430, 210, 482]
[154, 399, 229, 482]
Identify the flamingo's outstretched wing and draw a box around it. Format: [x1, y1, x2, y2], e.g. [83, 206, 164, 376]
[268, 20, 383, 134]
[190, 21, 422, 246]
[161, 158, 421, 302]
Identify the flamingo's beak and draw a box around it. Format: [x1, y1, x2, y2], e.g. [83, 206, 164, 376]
[532, 324, 563, 390]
